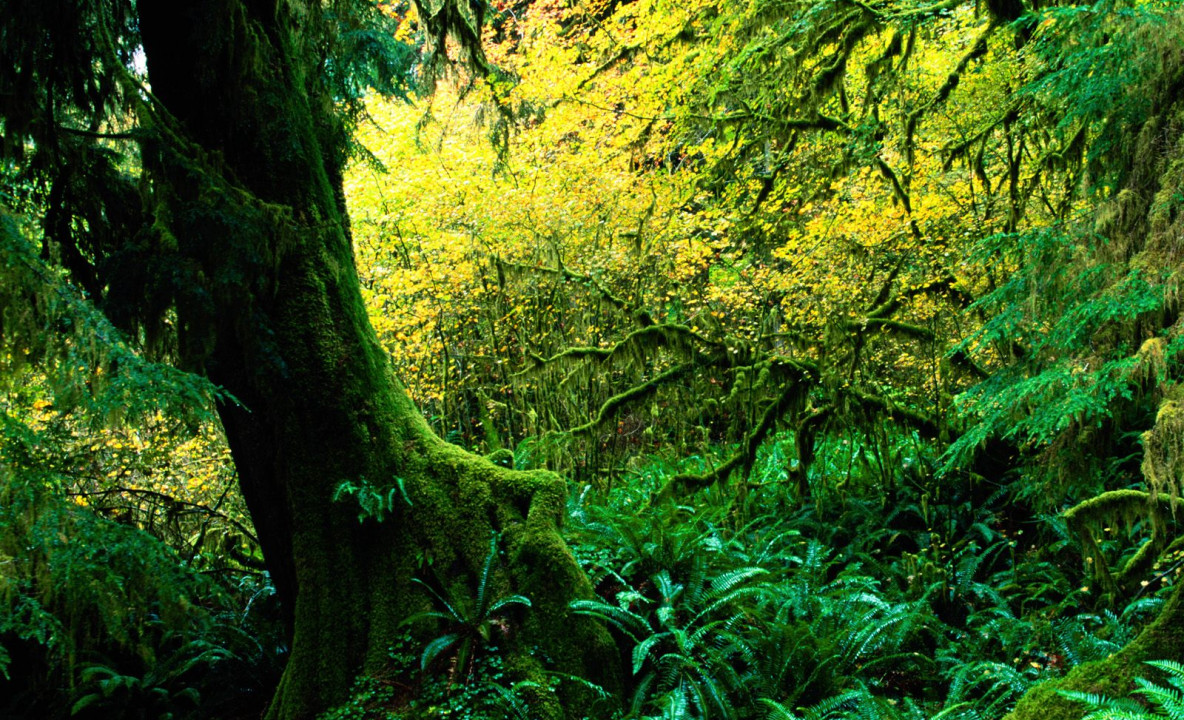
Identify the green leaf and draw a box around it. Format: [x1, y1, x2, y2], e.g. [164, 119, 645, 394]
[70, 694, 102, 716]
[420, 633, 461, 670]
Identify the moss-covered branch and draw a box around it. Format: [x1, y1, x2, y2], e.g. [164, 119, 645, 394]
[864, 276, 974, 320]
[847, 387, 943, 439]
[523, 346, 613, 368]
[846, 317, 936, 341]
[915, 23, 993, 120]
[889, 0, 964, 19]
[518, 323, 726, 376]
[70, 485, 260, 546]
[713, 111, 853, 134]
[674, 378, 810, 490]
[495, 256, 653, 327]
[569, 362, 697, 437]
[1062, 489, 1161, 527]
[1063, 489, 1175, 596]
[904, 21, 996, 150]
[1005, 583, 1184, 720]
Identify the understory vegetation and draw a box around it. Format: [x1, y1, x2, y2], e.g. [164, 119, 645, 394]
[4, 0, 1184, 717]
[4, 413, 1182, 720]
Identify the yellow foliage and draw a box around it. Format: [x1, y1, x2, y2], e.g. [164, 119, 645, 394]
[341, 0, 1081, 453]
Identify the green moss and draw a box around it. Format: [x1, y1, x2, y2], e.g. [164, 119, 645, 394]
[1005, 583, 1184, 720]
[269, 430, 617, 720]
[485, 448, 514, 468]
[1006, 659, 1141, 720]
[569, 363, 695, 437]
[1062, 490, 1173, 596]
[128, 6, 621, 720]
[1063, 489, 1154, 527]
[269, 438, 619, 718]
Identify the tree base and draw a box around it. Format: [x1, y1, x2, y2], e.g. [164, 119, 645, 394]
[263, 436, 621, 720]
[1005, 583, 1184, 720]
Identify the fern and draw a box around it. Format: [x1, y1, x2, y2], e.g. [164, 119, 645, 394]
[1136, 662, 1184, 720]
[70, 633, 231, 717]
[402, 532, 530, 677]
[572, 561, 768, 719]
[944, 661, 1036, 720]
[331, 476, 411, 523]
[1060, 660, 1184, 720]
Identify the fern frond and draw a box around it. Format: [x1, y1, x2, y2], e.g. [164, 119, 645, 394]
[1144, 660, 1184, 688]
[759, 697, 802, 720]
[633, 632, 668, 675]
[419, 632, 461, 670]
[486, 594, 531, 615]
[570, 598, 651, 641]
[709, 566, 769, 597]
[475, 531, 500, 615]
[1136, 665, 1184, 720]
[800, 689, 863, 720]
[407, 577, 465, 624]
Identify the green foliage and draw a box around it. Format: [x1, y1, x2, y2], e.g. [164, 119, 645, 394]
[0, 194, 282, 717]
[572, 563, 767, 719]
[318, 636, 553, 720]
[555, 444, 1179, 720]
[1060, 660, 1184, 720]
[943, 2, 1184, 499]
[0, 473, 283, 719]
[1019, 0, 1181, 170]
[944, 219, 1162, 473]
[317, 675, 402, 720]
[326, 5, 418, 106]
[69, 633, 229, 719]
[334, 476, 414, 523]
[0, 211, 222, 428]
[403, 532, 531, 677]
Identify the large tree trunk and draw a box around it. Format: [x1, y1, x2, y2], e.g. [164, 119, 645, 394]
[136, 2, 618, 718]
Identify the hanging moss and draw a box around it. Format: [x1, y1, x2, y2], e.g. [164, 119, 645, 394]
[674, 379, 809, 490]
[569, 362, 697, 437]
[1142, 396, 1184, 512]
[1062, 489, 1175, 597]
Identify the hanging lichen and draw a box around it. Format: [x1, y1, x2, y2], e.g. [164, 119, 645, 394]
[1141, 392, 1184, 513]
[1063, 488, 1169, 597]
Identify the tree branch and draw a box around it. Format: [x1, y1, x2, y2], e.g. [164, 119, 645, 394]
[846, 387, 942, 439]
[569, 362, 697, 437]
[674, 374, 811, 489]
[518, 323, 725, 375]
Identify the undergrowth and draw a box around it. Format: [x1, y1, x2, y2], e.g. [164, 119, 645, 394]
[318, 429, 1178, 720]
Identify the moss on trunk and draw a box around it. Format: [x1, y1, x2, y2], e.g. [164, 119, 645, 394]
[135, 2, 619, 717]
[1004, 562, 1184, 720]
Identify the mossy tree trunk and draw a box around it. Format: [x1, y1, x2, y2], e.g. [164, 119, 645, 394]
[1004, 582, 1184, 720]
[136, 2, 617, 718]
